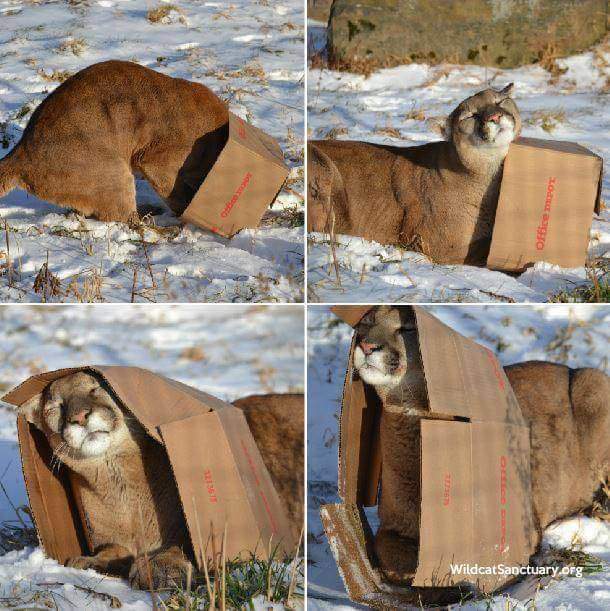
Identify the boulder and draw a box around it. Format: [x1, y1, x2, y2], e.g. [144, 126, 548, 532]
[327, 0, 608, 71]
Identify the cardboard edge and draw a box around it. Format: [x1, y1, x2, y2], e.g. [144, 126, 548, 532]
[511, 137, 603, 160]
[229, 112, 288, 168]
[595, 160, 603, 215]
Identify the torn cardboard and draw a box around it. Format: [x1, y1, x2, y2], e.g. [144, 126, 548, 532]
[181, 112, 289, 237]
[487, 137, 603, 272]
[322, 306, 537, 601]
[3, 366, 295, 567]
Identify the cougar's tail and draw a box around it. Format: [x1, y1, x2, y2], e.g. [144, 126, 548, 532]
[0, 148, 20, 198]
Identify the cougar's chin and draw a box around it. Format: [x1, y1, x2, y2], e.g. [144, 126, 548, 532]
[79, 431, 112, 457]
[359, 366, 403, 388]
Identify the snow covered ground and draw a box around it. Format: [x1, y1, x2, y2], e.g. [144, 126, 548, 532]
[0, 0, 304, 303]
[307, 21, 609, 303]
[0, 304, 304, 609]
[307, 304, 610, 609]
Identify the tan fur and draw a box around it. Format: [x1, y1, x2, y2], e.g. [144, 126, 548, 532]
[0, 60, 228, 223]
[232, 393, 304, 544]
[308, 85, 521, 265]
[505, 362, 610, 533]
[18, 374, 304, 589]
[353, 307, 610, 584]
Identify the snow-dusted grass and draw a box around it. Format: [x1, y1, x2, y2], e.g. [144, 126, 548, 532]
[307, 21, 609, 303]
[307, 305, 610, 609]
[0, 304, 304, 609]
[0, 0, 304, 303]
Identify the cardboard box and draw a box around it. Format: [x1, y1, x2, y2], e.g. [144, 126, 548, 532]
[487, 137, 603, 272]
[321, 306, 537, 601]
[2, 366, 295, 567]
[181, 112, 289, 237]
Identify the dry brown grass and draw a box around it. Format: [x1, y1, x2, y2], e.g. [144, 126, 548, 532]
[525, 108, 567, 133]
[537, 42, 569, 82]
[36, 68, 73, 83]
[146, 4, 185, 25]
[374, 125, 402, 139]
[180, 346, 207, 362]
[320, 125, 347, 139]
[57, 37, 87, 56]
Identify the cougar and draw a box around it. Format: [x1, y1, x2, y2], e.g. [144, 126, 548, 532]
[0, 60, 229, 223]
[308, 85, 521, 265]
[18, 373, 304, 590]
[353, 306, 610, 584]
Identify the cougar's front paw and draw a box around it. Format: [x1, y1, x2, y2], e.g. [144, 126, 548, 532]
[128, 547, 192, 591]
[66, 555, 98, 571]
[374, 528, 419, 584]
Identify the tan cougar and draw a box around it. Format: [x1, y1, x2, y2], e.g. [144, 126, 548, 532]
[308, 85, 521, 265]
[0, 61, 228, 223]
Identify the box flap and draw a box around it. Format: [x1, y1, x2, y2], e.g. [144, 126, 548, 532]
[330, 306, 372, 327]
[338, 335, 382, 506]
[414, 308, 525, 425]
[3, 366, 221, 443]
[414, 420, 535, 592]
[487, 137, 602, 272]
[320, 504, 381, 603]
[160, 409, 293, 565]
[17, 416, 89, 564]
[511, 137, 600, 158]
[181, 113, 289, 238]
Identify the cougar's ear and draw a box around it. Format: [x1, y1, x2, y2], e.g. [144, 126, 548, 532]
[17, 393, 43, 428]
[442, 113, 454, 141]
[499, 83, 514, 98]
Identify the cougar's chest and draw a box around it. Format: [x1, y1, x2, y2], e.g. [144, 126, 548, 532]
[77, 456, 157, 549]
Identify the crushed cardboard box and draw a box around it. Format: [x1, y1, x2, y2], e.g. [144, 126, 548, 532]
[2, 366, 295, 567]
[321, 306, 537, 604]
[181, 112, 289, 238]
[487, 137, 603, 272]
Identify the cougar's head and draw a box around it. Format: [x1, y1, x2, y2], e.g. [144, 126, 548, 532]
[445, 84, 521, 155]
[18, 372, 141, 460]
[352, 306, 416, 389]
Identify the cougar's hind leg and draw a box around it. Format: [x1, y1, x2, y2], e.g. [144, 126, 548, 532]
[22, 154, 137, 223]
[307, 144, 336, 233]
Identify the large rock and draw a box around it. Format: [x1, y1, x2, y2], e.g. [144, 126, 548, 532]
[328, 0, 608, 71]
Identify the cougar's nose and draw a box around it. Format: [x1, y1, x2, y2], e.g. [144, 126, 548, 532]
[359, 341, 379, 356]
[487, 112, 501, 123]
[69, 409, 91, 426]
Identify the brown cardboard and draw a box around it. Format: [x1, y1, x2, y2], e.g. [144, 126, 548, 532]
[181, 112, 289, 237]
[3, 366, 294, 568]
[323, 306, 537, 597]
[487, 137, 603, 272]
